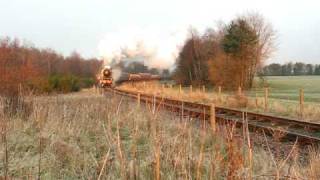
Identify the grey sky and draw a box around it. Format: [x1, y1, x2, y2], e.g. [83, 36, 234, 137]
[0, 0, 319, 64]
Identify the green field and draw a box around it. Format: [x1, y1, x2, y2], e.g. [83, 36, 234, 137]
[252, 76, 320, 103]
[168, 76, 320, 103]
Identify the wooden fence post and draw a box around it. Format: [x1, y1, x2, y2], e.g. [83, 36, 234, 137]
[152, 94, 156, 114]
[210, 104, 216, 134]
[300, 89, 304, 118]
[238, 86, 242, 96]
[179, 84, 182, 94]
[203, 107, 206, 129]
[218, 86, 222, 102]
[255, 92, 258, 109]
[264, 88, 269, 112]
[202, 85, 206, 93]
[190, 85, 193, 93]
[137, 93, 141, 107]
[181, 102, 184, 121]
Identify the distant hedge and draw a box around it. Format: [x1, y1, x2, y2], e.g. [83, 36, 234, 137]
[49, 75, 80, 92]
[26, 75, 96, 94]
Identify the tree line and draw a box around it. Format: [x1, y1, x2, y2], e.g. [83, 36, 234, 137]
[261, 62, 320, 76]
[0, 37, 102, 97]
[174, 13, 275, 89]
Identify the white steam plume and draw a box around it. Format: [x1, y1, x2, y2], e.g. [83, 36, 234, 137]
[111, 67, 122, 82]
[98, 26, 187, 70]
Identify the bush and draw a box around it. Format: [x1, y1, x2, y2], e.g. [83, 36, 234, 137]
[79, 77, 95, 89]
[48, 75, 80, 93]
[24, 76, 95, 94]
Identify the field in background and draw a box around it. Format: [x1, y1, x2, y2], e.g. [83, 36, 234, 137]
[163, 76, 320, 103]
[253, 76, 320, 102]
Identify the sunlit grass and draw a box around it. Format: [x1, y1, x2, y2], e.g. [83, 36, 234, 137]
[0, 89, 319, 179]
[118, 79, 320, 122]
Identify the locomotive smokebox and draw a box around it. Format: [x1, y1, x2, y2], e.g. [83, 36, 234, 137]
[99, 65, 113, 87]
[103, 69, 111, 76]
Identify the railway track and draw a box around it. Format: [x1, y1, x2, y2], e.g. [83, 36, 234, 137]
[106, 88, 320, 144]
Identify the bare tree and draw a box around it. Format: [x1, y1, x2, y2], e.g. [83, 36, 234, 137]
[174, 28, 210, 85]
[241, 12, 277, 87]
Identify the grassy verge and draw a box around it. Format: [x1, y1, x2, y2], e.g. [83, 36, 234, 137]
[0, 89, 319, 179]
[118, 81, 320, 122]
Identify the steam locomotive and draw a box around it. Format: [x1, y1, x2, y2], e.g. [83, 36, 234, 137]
[98, 66, 161, 88]
[98, 66, 113, 88]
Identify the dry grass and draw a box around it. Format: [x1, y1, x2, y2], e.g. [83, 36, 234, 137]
[118, 82, 320, 122]
[0, 88, 319, 179]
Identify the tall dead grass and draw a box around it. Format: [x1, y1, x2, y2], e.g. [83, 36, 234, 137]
[0, 88, 319, 179]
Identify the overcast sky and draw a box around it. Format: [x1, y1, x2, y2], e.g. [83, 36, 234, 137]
[0, 0, 319, 64]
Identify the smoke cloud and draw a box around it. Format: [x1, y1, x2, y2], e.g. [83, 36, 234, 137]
[98, 26, 187, 70]
[111, 67, 122, 82]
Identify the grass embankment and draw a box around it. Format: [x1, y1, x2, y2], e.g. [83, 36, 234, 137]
[1, 89, 319, 179]
[118, 76, 320, 122]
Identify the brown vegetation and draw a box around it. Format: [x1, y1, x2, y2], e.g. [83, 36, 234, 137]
[0, 37, 102, 97]
[0, 37, 102, 115]
[0, 89, 319, 179]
